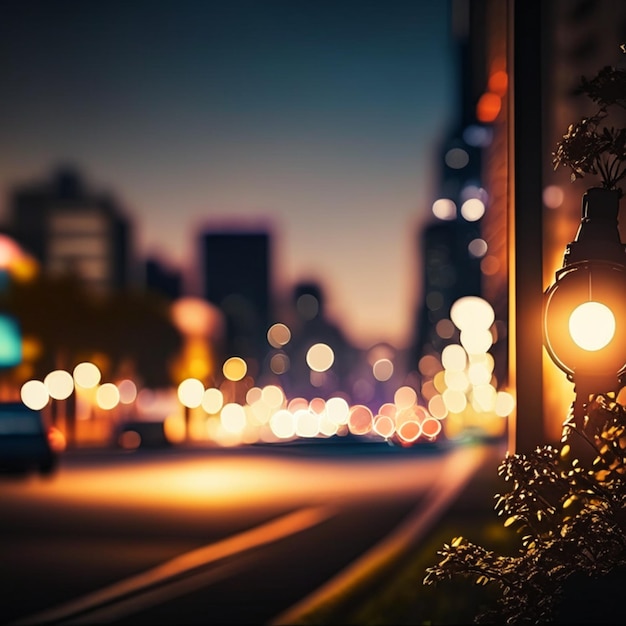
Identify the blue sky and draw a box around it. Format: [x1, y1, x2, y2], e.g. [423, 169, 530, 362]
[0, 0, 456, 350]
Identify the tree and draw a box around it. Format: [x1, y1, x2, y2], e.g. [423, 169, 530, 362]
[0, 273, 183, 388]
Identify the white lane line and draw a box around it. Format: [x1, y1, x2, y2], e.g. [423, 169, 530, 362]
[10, 505, 335, 626]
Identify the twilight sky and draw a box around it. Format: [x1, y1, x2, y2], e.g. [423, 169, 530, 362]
[0, 0, 456, 350]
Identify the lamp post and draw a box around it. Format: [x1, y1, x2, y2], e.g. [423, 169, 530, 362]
[543, 187, 626, 437]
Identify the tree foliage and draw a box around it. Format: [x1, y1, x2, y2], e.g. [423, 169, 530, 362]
[0, 273, 183, 388]
[553, 49, 626, 193]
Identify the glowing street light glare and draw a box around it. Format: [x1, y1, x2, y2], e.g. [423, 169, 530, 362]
[261, 384, 285, 409]
[21, 379, 49, 410]
[460, 198, 485, 221]
[372, 358, 394, 381]
[267, 323, 291, 348]
[441, 344, 466, 371]
[117, 379, 137, 404]
[428, 394, 448, 419]
[450, 296, 495, 331]
[270, 409, 296, 439]
[295, 409, 320, 438]
[348, 404, 373, 435]
[177, 377, 205, 408]
[220, 402, 247, 434]
[202, 387, 224, 414]
[223, 357, 247, 381]
[460, 328, 494, 354]
[306, 343, 334, 372]
[44, 369, 74, 400]
[96, 383, 120, 410]
[394, 385, 417, 409]
[432, 198, 456, 220]
[373, 414, 396, 439]
[326, 396, 349, 425]
[568, 301, 616, 351]
[495, 391, 516, 417]
[73, 362, 102, 388]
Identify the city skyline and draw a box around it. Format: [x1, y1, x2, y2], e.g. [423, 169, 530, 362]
[0, 0, 456, 350]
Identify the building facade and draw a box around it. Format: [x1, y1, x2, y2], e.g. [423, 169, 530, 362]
[199, 228, 273, 377]
[5, 167, 134, 295]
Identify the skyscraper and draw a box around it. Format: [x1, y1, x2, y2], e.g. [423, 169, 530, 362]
[4, 167, 133, 295]
[199, 228, 272, 376]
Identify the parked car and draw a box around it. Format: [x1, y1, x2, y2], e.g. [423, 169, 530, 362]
[0, 401, 61, 475]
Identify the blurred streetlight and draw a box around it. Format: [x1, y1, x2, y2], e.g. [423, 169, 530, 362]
[177, 377, 204, 441]
[543, 188, 626, 431]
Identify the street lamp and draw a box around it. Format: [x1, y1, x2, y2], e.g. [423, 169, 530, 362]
[543, 187, 626, 431]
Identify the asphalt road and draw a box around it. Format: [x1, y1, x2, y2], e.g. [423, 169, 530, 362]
[0, 441, 486, 625]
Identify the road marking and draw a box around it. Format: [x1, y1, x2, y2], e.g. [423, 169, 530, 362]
[9, 505, 335, 626]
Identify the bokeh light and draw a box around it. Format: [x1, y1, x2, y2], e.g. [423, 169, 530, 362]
[441, 344, 467, 371]
[118, 379, 137, 404]
[432, 198, 456, 220]
[543, 185, 564, 209]
[348, 404, 373, 435]
[394, 386, 417, 409]
[372, 358, 394, 381]
[221, 403, 247, 434]
[44, 369, 74, 400]
[73, 362, 102, 388]
[202, 387, 224, 414]
[326, 396, 350, 425]
[177, 377, 204, 408]
[270, 409, 296, 439]
[450, 296, 495, 331]
[223, 357, 247, 381]
[306, 343, 335, 372]
[96, 383, 120, 410]
[460, 198, 485, 221]
[468, 238, 488, 258]
[267, 323, 291, 348]
[21, 379, 49, 410]
[444, 147, 469, 169]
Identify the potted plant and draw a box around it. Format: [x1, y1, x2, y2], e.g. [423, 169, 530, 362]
[422, 49, 626, 624]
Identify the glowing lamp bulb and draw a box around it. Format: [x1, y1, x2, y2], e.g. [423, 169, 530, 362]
[568, 301, 616, 351]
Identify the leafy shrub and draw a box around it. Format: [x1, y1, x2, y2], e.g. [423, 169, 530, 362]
[424, 394, 626, 623]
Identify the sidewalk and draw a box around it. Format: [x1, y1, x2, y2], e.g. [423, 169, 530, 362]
[271, 439, 507, 625]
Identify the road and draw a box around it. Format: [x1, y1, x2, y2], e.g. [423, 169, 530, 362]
[0, 440, 488, 625]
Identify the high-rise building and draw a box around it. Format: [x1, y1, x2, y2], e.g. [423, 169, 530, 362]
[414, 218, 483, 361]
[4, 167, 134, 295]
[199, 228, 272, 375]
[144, 256, 183, 302]
[410, 0, 497, 373]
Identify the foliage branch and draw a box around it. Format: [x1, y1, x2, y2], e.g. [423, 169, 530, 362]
[552, 47, 626, 194]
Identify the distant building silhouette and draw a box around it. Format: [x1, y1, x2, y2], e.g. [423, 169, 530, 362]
[199, 228, 272, 376]
[4, 167, 134, 294]
[144, 256, 182, 301]
[281, 280, 358, 401]
[410, 0, 505, 380]
[412, 219, 482, 359]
